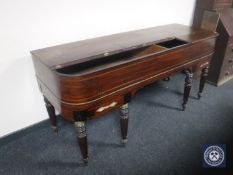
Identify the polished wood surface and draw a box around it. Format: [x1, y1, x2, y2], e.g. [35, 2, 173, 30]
[32, 24, 217, 120]
[198, 67, 209, 99]
[31, 24, 218, 163]
[120, 104, 129, 144]
[44, 97, 58, 133]
[31, 24, 216, 69]
[182, 70, 193, 111]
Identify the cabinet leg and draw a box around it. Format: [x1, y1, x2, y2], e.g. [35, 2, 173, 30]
[120, 104, 129, 145]
[198, 67, 208, 99]
[182, 70, 193, 111]
[44, 97, 58, 134]
[74, 120, 88, 164]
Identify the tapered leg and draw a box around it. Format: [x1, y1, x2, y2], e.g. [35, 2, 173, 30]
[74, 121, 88, 164]
[44, 97, 58, 133]
[120, 103, 129, 145]
[198, 67, 209, 99]
[182, 70, 193, 111]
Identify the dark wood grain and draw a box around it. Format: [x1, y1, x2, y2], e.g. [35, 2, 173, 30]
[182, 70, 193, 111]
[31, 24, 216, 69]
[44, 97, 58, 133]
[74, 121, 88, 164]
[31, 24, 218, 163]
[120, 104, 129, 144]
[198, 67, 209, 99]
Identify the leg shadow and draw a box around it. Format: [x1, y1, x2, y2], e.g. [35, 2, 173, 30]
[89, 140, 122, 148]
[145, 101, 182, 111]
[38, 160, 86, 168]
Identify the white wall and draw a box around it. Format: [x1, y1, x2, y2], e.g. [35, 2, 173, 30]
[0, 0, 196, 137]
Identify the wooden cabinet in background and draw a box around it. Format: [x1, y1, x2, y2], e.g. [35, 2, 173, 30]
[193, 0, 233, 86]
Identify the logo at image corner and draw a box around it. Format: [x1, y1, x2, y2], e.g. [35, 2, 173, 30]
[202, 144, 226, 168]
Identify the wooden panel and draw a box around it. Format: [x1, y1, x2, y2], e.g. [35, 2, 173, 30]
[32, 55, 61, 99]
[58, 54, 213, 121]
[60, 90, 127, 121]
[55, 44, 167, 76]
[54, 38, 215, 104]
[189, 38, 216, 58]
[195, 0, 233, 10]
[228, 36, 233, 44]
[201, 11, 220, 32]
[225, 44, 233, 57]
[220, 9, 233, 36]
[98, 47, 189, 94]
[59, 76, 100, 103]
[193, 0, 233, 86]
[195, 0, 215, 9]
[213, 0, 233, 10]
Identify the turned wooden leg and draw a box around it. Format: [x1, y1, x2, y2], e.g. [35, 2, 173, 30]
[74, 121, 88, 164]
[44, 97, 58, 133]
[182, 70, 193, 111]
[198, 67, 209, 99]
[120, 103, 129, 145]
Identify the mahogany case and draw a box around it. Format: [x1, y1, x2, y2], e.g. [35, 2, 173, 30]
[31, 24, 218, 121]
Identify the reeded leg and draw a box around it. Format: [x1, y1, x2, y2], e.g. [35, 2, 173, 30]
[198, 67, 209, 99]
[182, 70, 193, 111]
[44, 97, 58, 133]
[120, 104, 129, 145]
[74, 121, 88, 164]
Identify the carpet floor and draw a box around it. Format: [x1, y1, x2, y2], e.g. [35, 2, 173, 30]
[1, 73, 233, 175]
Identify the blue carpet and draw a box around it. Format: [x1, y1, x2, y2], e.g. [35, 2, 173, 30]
[1, 73, 233, 175]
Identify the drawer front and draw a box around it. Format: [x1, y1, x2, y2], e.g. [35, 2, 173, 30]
[196, 0, 215, 9]
[225, 45, 233, 64]
[220, 65, 233, 83]
[228, 37, 233, 46]
[219, 44, 233, 82]
[213, 0, 233, 10]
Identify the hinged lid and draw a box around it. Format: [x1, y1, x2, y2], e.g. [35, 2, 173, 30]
[31, 24, 218, 70]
